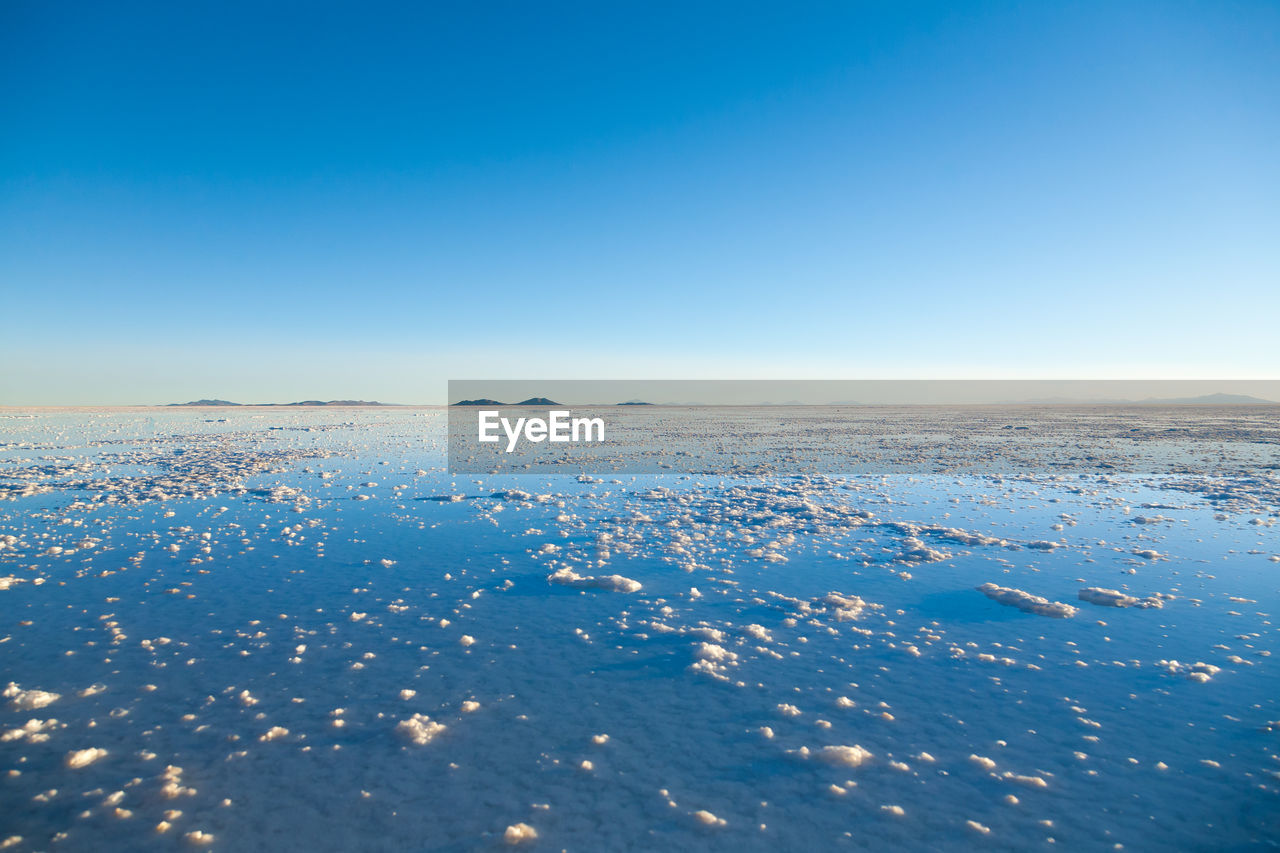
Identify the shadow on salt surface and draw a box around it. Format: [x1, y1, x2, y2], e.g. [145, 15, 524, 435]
[913, 588, 1026, 623]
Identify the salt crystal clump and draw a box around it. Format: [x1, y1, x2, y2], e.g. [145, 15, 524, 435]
[4, 683, 61, 711]
[895, 537, 950, 563]
[821, 592, 875, 621]
[692, 810, 726, 827]
[976, 583, 1077, 618]
[1001, 771, 1048, 788]
[818, 745, 873, 767]
[694, 643, 736, 663]
[547, 567, 641, 593]
[970, 754, 997, 771]
[396, 714, 446, 745]
[929, 527, 1006, 547]
[690, 643, 739, 680]
[66, 747, 108, 769]
[503, 822, 538, 844]
[2, 718, 60, 743]
[1157, 660, 1221, 683]
[259, 726, 289, 742]
[160, 765, 197, 798]
[1077, 587, 1166, 609]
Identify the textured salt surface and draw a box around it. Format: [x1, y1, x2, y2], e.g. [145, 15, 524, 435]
[0, 407, 1277, 851]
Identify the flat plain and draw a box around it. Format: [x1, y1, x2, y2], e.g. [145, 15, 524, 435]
[1, 406, 1277, 851]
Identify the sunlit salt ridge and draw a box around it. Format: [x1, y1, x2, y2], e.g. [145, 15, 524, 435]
[0, 407, 1276, 850]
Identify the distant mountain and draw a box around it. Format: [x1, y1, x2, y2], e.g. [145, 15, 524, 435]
[169, 399, 241, 406]
[450, 397, 561, 406]
[617, 401, 653, 405]
[278, 400, 393, 406]
[1020, 393, 1275, 405]
[1137, 393, 1275, 405]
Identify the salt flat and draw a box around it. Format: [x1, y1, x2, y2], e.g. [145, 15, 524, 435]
[0, 407, 1276, 851]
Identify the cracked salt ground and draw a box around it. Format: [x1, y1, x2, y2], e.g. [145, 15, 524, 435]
[0, 408, 1278, 851]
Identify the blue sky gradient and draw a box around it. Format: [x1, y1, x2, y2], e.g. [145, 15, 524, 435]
[2, 1, 1277, 403]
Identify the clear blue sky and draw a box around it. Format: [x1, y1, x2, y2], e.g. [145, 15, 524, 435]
[2, 1, 1277, 404]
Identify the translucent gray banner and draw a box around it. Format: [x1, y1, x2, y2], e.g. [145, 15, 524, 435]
[446, 380, 1280, 475]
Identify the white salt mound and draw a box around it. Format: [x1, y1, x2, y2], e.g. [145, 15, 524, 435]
[66, 747, 108, 769]
[547, 567, 641, 593]
[818, 745, 873, 767]
[1, 718, 59, 743]
[1157, 660, 1221, 683]
[976, 583, 1077, 618]
[695, 643, 737, 663]
[822, 592, 872, 621]
[1001, 771, 1048, 788]
[1078, 587, 1165, 609]
[4, 683, 61, 711]
[396, 714, 446, 745]
[896, 537, 950, 563]
[503, 822, 538, 844]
